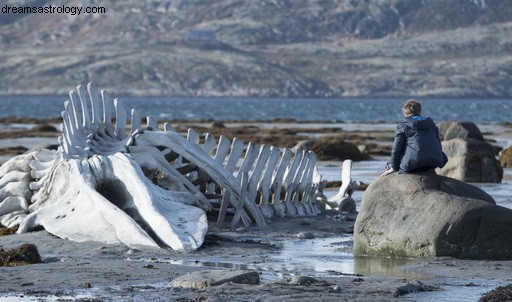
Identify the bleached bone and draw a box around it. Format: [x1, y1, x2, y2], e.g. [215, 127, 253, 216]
[270, 149, 293, 217]
[322, 160, 357, 213]
[282, 150, 304, 216]
[289, 150, 311, 216]
[206, 135, 231, 194]
[296, 152, 319, 215]
[0, 82, 356, 251]
[134, 131, 265, 227]
[256, 146, 281, 219]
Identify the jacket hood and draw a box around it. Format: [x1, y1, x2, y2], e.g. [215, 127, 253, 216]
[403, 116, 435, 130]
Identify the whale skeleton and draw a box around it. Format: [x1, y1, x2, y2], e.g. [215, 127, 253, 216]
[0, 83, 354, 251]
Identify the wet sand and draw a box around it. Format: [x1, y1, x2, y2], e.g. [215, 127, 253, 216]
[1, 120, 512, 301]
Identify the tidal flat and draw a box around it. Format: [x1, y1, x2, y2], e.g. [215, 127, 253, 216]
[0, 120, 511, 301]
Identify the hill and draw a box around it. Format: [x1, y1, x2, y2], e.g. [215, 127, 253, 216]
[1, 0, 511, 97]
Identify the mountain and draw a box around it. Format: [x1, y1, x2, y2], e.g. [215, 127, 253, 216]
[1, 0, 511, 97]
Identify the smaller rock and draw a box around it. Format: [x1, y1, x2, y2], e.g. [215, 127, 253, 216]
[297, 232, 315, 239]
[437, 121, 484, 141]
[82, 281, 92, 288]
[0, 243, 42, 266]
[394, 281, 425, 297]
[167, 270, 260, 289]
[480, 284, 512, 302]
[311, 137, 369, 161]
[285, 275, 322, 286]
[31, 124, 57, 132]
[439, 138, 503, 182]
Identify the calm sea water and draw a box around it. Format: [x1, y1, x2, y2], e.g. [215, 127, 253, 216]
[0, 96, 511, 124]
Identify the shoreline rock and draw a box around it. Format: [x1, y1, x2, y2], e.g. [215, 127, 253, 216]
[354, 172, 512, 260]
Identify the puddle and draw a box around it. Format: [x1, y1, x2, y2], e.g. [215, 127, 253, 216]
[354, 256, 428, 279]
[128, 236, 428, 283]
[128, 237, 356, 282]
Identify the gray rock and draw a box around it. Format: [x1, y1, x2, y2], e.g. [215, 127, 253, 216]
[354, 173, 512, 260]
[437, 121, 484, 141]
[394, 281, 433, 297]
[167, 270, 260, 289]
[297, 231, 315, 239]
[284, 275, 322, 286]
[438, 138, 503, 183]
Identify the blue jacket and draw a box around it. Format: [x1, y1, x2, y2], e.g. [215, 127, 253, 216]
[388, 116, 447, 173]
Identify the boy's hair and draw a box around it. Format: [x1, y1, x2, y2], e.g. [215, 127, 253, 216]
[402, 99, 422, 116]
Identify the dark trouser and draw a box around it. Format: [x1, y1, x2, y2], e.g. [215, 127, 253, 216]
[409, 166, 436, 173]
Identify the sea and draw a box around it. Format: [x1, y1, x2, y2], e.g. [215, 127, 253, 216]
[0, 95, 511, 124]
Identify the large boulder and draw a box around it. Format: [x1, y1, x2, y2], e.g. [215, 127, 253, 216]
[437, 121, 484, 141]
[354, 173, 512, 260]
[438, 138, 503, 183]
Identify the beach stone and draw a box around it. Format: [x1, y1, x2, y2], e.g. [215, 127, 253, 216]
[311, 137, 368, 161]
[480, 284, 512, 302]
[297, 231, 315, 239]
[0, 243, 42, 266]
[500, 145, 512, 168]
[167, 270, 260, 289]
[393, 281, 434, 297]
[437, 120, 484, 141]
[437, 138, 503, 183]
[284, 275, 322, 285]
[293, 137, 369, 161]
[354, 173, 512, 260]
[31, 124, 57, 132]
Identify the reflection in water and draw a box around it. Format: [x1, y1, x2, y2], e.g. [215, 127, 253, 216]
[269, 237, 354, 277]
[130, 236, 430, 282]
[128, 237, 505, 301]
[354, 256, 428, 280]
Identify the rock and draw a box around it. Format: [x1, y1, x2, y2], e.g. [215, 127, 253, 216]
[438, 138, 503, 183]
[167, 270, 260, 289]
[297, 231, 315, 239]
[310, 137, 369, 161]
[500, 146, 512, 168]
[284, 276, 323, 286]
[437, 121, 484, 141]
[480, 284, 512, 302]
[354, 173, 512, 260]
[0, 243, 42, 266]
[393, 281, 435, 297]
[0, 225, 17, 236]
[31, 124, 57, 132]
